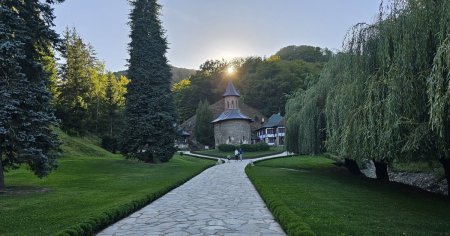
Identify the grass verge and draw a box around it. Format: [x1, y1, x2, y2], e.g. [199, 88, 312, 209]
[193, 146, 285, 159]
[246, 155, 450, 236]
[0, 131, 214, 236]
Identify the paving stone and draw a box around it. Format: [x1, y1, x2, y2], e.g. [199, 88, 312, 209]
[97, 152, 288, 236]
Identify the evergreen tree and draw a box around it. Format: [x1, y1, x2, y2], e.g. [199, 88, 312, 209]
[0, 0, 63, 189]
[102, 73, 128, 137]
[56, 28, 103, 135]
[194, 100, 214, 147]
[172, 79, 196, 123]
[121, 0, 177, 163]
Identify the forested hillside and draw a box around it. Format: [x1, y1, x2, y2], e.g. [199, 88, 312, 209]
[114, 66, 197, 85]
[173, 45, 331, 123]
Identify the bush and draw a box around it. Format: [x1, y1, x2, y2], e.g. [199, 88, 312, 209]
[218, 144, 237, 152]
[217, 143, 271, 152]
[101, 135, 118, 153]
[239, 144, 258, 152]
[240, 143, 270, 152]
[253, 142, 270, 151]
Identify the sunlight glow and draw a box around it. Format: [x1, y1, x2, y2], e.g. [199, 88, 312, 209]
[227, 66, 235, 74]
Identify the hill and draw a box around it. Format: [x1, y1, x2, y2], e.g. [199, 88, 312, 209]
[113, 65, 197, 84]
[54, 128, 116, 158]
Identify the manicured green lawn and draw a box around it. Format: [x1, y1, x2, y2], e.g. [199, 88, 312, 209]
[246, 156, 450, 236]
[0, 131, 214, 235]
[193, 146, 285, 159]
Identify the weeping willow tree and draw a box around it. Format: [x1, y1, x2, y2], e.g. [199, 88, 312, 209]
[286, 0, 450, 187]
[428, 37, 450, 190]
[285, 55, 347, 155]
[328, 0, 449, 181]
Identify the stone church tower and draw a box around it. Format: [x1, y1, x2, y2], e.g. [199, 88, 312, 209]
[212, 81, 252, 146]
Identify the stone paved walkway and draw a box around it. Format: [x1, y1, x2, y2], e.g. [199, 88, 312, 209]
[98, 152, 289, 236]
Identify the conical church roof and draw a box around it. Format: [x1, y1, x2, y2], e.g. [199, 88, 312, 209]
[223, 81, 240, 97]
[211, 109, 252, 123]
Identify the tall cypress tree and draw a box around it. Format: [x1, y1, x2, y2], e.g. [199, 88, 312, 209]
[121, 0, 177, 163]
[194, 100, 214, 147]
[0, 0, 63, 189]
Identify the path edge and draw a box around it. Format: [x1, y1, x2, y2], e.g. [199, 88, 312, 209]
[56, 158, 215, 236]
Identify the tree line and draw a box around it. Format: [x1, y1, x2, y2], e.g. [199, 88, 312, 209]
[56, 28, 129, 140]
[285, 0, 450, 194]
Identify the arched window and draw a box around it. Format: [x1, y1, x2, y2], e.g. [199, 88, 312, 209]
[227, 101, 230, 108]
[231, 100, 234, 108]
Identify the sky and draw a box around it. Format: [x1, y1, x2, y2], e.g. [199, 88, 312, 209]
[53, 0, 382, 71]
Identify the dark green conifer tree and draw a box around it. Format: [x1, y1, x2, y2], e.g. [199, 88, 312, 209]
[121, 0, 177, 163]
[0, 0, 63, 189]
[194, 100, 214, 147]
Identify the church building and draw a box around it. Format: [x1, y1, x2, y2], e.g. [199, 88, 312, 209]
[211, 81, 252, 146]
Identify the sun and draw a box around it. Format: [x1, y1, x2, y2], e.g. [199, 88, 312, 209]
[227, 66, 235, 75]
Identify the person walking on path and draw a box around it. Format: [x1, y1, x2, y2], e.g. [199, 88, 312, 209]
[239, 147, 243, 161]
[234, 148, 239, 161]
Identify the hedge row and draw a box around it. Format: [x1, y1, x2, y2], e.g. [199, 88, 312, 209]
[56, 164, 213, 236]
[217, 143, 270, 152]
[246, 163, 315, 236]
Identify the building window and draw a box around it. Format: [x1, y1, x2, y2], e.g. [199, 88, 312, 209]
[268, 137, 276, 143]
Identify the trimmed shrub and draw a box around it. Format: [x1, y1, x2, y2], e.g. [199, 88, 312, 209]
[217, 143, 271, 152]
[218, 144, 237, 152]
[239, 144, 258, 152]
[253, 142, 270, 151]
[239, 143, 270, 152]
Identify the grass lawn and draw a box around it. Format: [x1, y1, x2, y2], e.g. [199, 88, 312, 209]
[193, 146, 285, 159]
[0, 130, 214, 235]
[246, 155, 450, 236]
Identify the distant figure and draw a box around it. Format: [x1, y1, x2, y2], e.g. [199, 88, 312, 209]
[234, 149, 239, 161]
[239, 148, 243, 161]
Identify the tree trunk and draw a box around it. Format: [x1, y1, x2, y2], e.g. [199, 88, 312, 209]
[95, 98, 99, 134]
[373, 160, 389, 181]
[345, 158, 363, 175]
[439, 158, 450, 196]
